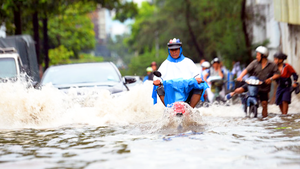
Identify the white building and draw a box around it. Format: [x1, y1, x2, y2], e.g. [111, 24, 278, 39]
[247, 0, 300, 74]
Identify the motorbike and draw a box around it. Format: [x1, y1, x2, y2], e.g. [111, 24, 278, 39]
[240, 76, 263, 118]
[207, 76, 225, 103]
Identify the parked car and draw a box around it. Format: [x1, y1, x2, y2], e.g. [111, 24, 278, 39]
[38, 62, 136, 95]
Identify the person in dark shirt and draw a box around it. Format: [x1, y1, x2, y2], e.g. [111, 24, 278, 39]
[273, 52, 299, 115]
[226, 46, 281, 117]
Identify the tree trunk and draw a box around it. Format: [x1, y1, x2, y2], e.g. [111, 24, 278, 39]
[241, 0, 252, 64]
[43, 18, 49, 69]
[13, 4, 22, 35]
[33, 11, 40, 64]
[185, 0, 205, 61]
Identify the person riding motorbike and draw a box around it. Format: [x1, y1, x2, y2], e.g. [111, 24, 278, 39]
[201, 61, 210, 79]
[203, 58, 224, 81]
[273, 52, 299, 115]
[153, 38, 205, 108]
[225, 46, 280, 117]
[203, 57, 225, 102]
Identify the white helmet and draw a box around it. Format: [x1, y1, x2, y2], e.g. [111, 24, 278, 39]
[201, 61, 210, 68]
[211, 57, 221, 65]
[255, 46, 269, 57]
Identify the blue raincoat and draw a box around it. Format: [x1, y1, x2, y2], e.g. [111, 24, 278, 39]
[152, 78, 209, 105]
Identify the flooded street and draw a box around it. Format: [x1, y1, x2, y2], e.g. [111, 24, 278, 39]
[0, 81, 300, 169]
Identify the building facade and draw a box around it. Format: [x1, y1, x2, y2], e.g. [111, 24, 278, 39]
[89, 5, 111, 57]
[247, 0, 300, 74]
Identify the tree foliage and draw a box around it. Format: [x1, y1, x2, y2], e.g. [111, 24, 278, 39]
[126, 48, 166, 76]
[48, 5, 96, 58]
[0, 0, 137, 66]
[49, 45, 73, 66]
[126, 0, 255, 73]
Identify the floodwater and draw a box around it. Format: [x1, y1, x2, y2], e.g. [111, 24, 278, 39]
[0, 81, 300, 169]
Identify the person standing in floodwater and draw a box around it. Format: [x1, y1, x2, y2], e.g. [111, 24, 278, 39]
[273, 52, 299, 115]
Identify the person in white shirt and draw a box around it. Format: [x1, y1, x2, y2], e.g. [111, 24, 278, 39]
[201, 61, 210, 80]
[153, 38, 203, 108]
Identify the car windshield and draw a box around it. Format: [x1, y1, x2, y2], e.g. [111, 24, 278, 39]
[42, 64, 121, 85]
[0, 58, 17, 78]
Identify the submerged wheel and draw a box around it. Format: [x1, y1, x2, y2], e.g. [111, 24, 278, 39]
[250, 105, 258, 118]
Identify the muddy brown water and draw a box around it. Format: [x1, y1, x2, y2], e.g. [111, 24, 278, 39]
[0, 81, 299, 169]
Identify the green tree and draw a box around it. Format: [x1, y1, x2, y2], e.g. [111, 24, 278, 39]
[71, 53, 104, 64]
[127, 0, 254, 73]
[126, 48, 166, 76]
[0, 0, 137, 68]
[49, 45, 74, 65]
[48, 9, 96, 58]
[127, 2, 156, 54]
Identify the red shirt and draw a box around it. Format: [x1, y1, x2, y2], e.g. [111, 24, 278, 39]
[281, 63, 296, 78]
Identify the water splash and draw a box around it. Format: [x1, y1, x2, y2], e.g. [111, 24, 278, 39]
[0, 79, 299, 129]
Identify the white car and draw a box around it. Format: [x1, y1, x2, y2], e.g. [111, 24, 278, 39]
[39, 62, 136, 95]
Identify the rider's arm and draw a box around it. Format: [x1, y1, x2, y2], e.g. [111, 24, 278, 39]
[270, 64, 281, 81]
[237, 69, 248, 81]
[238, 60, 256, 81]
[266, 64, 281, 84]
